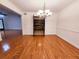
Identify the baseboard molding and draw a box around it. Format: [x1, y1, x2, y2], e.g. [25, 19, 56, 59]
[57, 34, 79, 49]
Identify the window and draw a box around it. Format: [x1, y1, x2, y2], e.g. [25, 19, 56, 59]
[0, 20, 3, 29]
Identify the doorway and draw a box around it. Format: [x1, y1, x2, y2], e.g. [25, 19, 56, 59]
[33, 16, 45, 35]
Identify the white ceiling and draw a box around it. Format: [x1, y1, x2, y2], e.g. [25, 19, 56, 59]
[10, 0, 76, 12]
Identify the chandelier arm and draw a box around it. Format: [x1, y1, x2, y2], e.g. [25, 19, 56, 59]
[36, 0, 52, 17]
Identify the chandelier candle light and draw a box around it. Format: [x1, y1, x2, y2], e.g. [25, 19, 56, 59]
[36, 0, 52, 17]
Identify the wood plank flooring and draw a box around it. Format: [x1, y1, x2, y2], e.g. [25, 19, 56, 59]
[0, 32, 79, 59]
[0, 30, 22, 40]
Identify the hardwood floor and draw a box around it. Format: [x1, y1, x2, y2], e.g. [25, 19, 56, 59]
[0, 32, 79, 59]
[0, 30, 22, 39]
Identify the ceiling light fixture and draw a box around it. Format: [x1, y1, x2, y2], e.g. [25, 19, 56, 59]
[36, 0, 52, 17]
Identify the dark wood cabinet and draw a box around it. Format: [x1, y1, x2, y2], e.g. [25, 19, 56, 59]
[33, 16, 45, 35]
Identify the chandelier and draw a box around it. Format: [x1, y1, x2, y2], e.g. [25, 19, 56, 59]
[36, 0, 52, 17]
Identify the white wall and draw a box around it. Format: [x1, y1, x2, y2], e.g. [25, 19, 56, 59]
[22, 12, 33, 35]
[22, 12, 57, 35]
[57, 0, 79, 48]
[4, 14, 22, 30]
[45, 13, 57, 35]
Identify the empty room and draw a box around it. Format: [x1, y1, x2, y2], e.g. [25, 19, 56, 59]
[0, 0, 79, 59]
